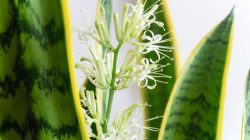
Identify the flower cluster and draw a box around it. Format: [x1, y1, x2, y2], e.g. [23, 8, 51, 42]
[76, 0, 174, 139]
[76, 0, 172, 90]
[80, 86, 159, 139]
[80, 86, 104, 138]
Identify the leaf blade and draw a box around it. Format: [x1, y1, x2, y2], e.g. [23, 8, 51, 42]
[158, 9, 234, 140]
[0, 0, 88, 139]
[61, 1, 90, 139]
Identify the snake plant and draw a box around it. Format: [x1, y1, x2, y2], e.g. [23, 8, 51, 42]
[0, 0, 238, 139]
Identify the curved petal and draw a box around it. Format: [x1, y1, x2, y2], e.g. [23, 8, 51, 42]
[146, 76, 157, 89]
[138, 78, 148, 88]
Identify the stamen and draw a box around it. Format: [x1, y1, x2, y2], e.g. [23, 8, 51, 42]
[145, 115, 163, 121]
[154, 10, 163, 15]
[143, 126, 159, 132]
[143, 0, 160, 13]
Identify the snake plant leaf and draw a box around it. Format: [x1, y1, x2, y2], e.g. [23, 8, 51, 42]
[62, 1, 90, 139]
[158, 9, 234, 140]
[101, 0, 112, 32]
[0, 1, 30, 139]
[0, 0, 88, 139]
[140, 0, 180, 139]
[241, 70, 250, 140]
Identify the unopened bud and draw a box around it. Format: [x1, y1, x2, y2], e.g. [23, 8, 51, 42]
[113, 13, 121, 41]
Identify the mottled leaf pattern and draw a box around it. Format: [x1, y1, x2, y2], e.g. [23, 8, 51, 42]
[159, 10, 234, 140]
[0, 0, 83, 139]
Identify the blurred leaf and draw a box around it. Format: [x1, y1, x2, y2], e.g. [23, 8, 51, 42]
[158, 9, 234, 140]
[241, 70, 250, 140]
[140, 0, 180, 139]
[101, 0, 112, 31]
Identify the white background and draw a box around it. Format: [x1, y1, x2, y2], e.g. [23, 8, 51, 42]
[69, 0, 250, 139]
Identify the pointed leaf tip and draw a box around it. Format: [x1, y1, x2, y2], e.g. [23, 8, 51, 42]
[228, 5, 236, 17]
[158, 8, 234, 140]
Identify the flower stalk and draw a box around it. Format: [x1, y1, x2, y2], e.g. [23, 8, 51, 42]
[75, 0, 173, 139]
[104, 42, 123, 133]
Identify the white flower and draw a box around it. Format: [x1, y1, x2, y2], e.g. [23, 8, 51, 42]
[80, 87, 161, 140]
[115, 57, 172, 90]
[135, 58, 171, 89]
[113, 0, 164, 42]
[76, 47, 113, 90]
[73, 6, 113, 50]
[80, 87, 103, 139]
[72, 10, 97, 44]
[115, 55, 172, 90]
[104, 104, 152, 140]
[114, 50, 139, 89]
[76, 0, 175, 139]
[127, 0, 164, 38]
[73, 25, 96, 44]
[76, 0, 173, 90]
[138, 30, 173, 62]
[105, 104, 144, 140]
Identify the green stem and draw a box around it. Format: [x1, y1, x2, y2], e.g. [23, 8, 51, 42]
[103, 43, 122, 133]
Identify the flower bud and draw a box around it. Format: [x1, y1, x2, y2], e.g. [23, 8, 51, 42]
[113, 13, 121, 41]
[95, 21, 106, 45]
[121, 4, 129, 36]
[100, 21, 111, 47]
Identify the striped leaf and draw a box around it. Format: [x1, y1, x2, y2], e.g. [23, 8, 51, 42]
[0, 1, 29, 139]
[158, 9, 234, 140]
[0, 0, 88, 139]
[141, 0, 180, 139]
[241, 70, 250, 140]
